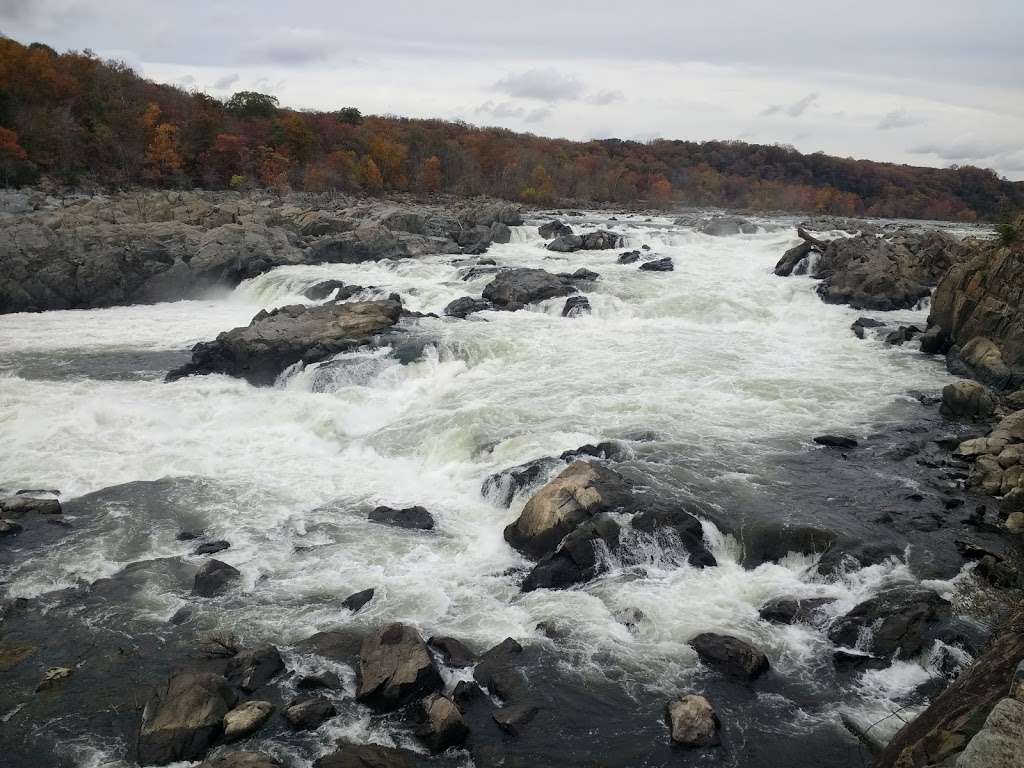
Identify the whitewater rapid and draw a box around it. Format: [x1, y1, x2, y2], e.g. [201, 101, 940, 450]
[0, 212, 960, 764]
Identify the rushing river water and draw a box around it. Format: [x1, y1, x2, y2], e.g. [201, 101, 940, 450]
[0, 213, 971, 767]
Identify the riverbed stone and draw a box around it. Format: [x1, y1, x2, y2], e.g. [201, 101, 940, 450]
[198, 753, 281, 768]
[225, 644, 284, 692]
[481, 267, 576, 309]
[416, 693, 469, 752]
[138, 671, 237, 765]
[689, 633, 770, 678]
[665, 694, 721, 747]
[314, 742, 416, 768]
[223, 700, 273, 741]
[193, 559, 241, 597]
[827, 585, 950, 658]
[367, 505, 435, 530]
[283, 696, 337, 730]
[356, 623, 443, 712]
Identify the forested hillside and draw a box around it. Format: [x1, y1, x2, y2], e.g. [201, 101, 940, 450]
[1, 37, 1021, 220]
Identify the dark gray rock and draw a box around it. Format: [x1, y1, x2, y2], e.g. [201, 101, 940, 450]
[198, 751, 280, 768]
[283, 696, 336, 730]
[689, 633, 770, 678]
[631, 507, 716, 568]
[539, 221, 573, 239]
[492, 703, 539, 735]
[314, 742, 416, 768]
[427, 636, 475, 668]
[416, 693, 469, 752]
[759, 597, 835, 625]
[522, 514, 621, 591]
[617, 250, 641, 264]
[138, 672, 237, 765]
[444, 296, 492, 318]
[225, 644, 284, 692]
[194, 540, 230, 556]
[368, 505, 434, 530]
[356, 623, 443, 712]
[546, 234, 584, 252]
[342, 587, 375, 612]
[813, 434, 858, 449]
[490, 222, 512, 244]
[296, 670, 342, 690]
[700, 216, 757, 236]
[580, 230, 622, 250]
[561, 295, 591, 317]
[303, 280, 347, 300]
[827, 586, 951, 658]
[639, 257, 674, 272]
[192, 559, 241, 598]
[473, 638, 527, 702]
[481, 268, 576, 309]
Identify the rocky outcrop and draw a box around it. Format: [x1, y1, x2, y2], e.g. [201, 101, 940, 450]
[167, 299, 403, 385]
[924, 217, 1024, 390]
[875, 610, 1024, 768]
[138, 672, 237, 765]
[689, 633, 770, 678]
[481, 268, 576, 310]
[416, 693, 469, 752]
[562, 295, 591, 317]
[504, 461, 633, 559]
[356, 623, 443, 712]
[665, 695, 721, 747]
[774, 228, 827, 276]
[940, 380, 996, 421]
[953, 410, 1024, 507]
[539, 221, 573, 239]
[521, 513, 621, 591]
[775, 228, 972, 311]
[472, 638, 528, 702]
[283, 697, 336, 730]
[306, 225, 456, 263]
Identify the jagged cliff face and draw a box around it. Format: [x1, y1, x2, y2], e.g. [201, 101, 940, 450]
[926, 215, 1024, 389]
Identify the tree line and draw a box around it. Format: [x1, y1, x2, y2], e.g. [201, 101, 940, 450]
[1, 37, 1022, 221]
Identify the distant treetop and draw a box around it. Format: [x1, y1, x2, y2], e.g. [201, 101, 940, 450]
[224, 91, 279, 118]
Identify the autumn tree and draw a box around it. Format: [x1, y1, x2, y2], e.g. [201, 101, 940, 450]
[360, 156, 384, 193]
[224, 91, 279, 118]
[0, 127, 34, 186]
[416, 155, 443, 194]
[143, 123, 183, 184]
[520, 164, 556, 205]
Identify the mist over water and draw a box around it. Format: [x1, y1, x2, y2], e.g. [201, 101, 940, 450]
[0, 213, 960, 766]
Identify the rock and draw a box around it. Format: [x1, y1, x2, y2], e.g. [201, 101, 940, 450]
[356, 623, 443, 712]
[0, 519, 22, 537]
[921, 324, 952, 354]
[481, 456, 563, 507]
[774, 229, 827, 276]
[492, 703, 539, 735]
[956, 697, 1024, 768]
[223, 700, 273, 741]
[342, 587, 375, 612]
[306, 225, 450, 263]
[192, 559, 241, 598]
[196, 631, 241, 658]
[1006, 511, 1024, 534]
[283, 696, 336, 730]
[876, 609, 1024, 768]
[35, 666, 73, 691]
[296, 670, 342, 691]
[473, 638, 527, 702]
[665, 695, 721, 747]
[546, 234, 584, 252]
[580, 230, 622, 250]
[949, 336, 1022, 391]
[503, 461, 633, 560]
[977, 555, 1019, 589]
[614, 607, 646, 633]
[617, 250, 641, 264]
[198, 752, 281, 768]
[194, 540, 231, 556]
[138, 672, 238, 765]
[314, 742, 416, 768]
[827, 586, 950, 658]
[813, 434, 858, 449]
[444, 296, 492, 318]
[700, 216, 757, 236]
[167, 299, 403, 386]
[490, 222, 512, 244]
[177, 530, 202, 541]
[689, 633, 770, 678]
[941, 381, 996, 421]
[427, 636, 475, 668]
[639, 257, 674, 272]
[630, 507, 717, 568]
[453, 680, 487, 709]
[225, 645, 284, 692]
[565, 267, 600, 282]
[851, 317, 885, 339]
[482, 267, 576, 309]
[297, 629, 366, 663]
[561, 295, 591, 317]
[927, 218, 1024, 390]
[521, 513, 621, 591]
[368, 505, 434, 530]
[1007, 390, 1024, 411]
[538, 221, 573, 239]
[0, 496, 61, 517]
[759, 597, 835, 625]
[303, 280, 347, 300]
[1002, 489, 1024, 518]
[416, 693, 469, 752]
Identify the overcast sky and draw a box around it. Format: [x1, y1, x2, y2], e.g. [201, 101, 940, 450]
[3, 0, 1023, 180]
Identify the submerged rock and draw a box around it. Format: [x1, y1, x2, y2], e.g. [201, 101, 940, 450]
[356, 623, 443, 712]
[138, 671, 237, 765]
[492, 703, 539, 735]
[689, 633, 770, 678]
[665, 695, 721, 747]
[504, 461, 633, 560]
[813, 434, 858, 449]
[368, 505, 435, 530]
[617, 250, 641, 264]
[521, 513, 621, 591]
[192, 559, 241, 598]
[167, 299, 403, 386]
[481, 268, 576, 309]
[759, 597, 835, 625]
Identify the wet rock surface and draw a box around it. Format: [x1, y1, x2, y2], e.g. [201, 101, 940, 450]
[356, 623, 443, 712]
[481, 267, 576, 309]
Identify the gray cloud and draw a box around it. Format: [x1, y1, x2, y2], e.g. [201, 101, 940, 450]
[493, 68, 584, 102]
[908, 137, 1015, 161]
[0, 0, 33, 20]
[761, 92, 819, 117]
[213, 73, 240, 90]
[877, 109, 921, 130]
[525, 107, 553, 123]
[475, 100, 525, 118]
[251, 28, 333, 66]
[586, 89, 624, 106]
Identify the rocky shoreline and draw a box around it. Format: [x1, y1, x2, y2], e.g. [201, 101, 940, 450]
[1, 196, 1022, 768]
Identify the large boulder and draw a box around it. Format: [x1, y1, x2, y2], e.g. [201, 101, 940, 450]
[941, 380, 996, 421]
[665, 695, 721, 747]
[222, 701, 273, 741]
[472, 638, 528, 702]
[631, 507, 717, 568]
[774, 229, 826, 276]
[504, 461, 633, 559]
[193, 559, 241, 598]
[546, 234, 584, 253]
[949, 337, 1023, 391]
[481, 268, 576, 310]
[521, 514, 621, 591]
[956, 697, 1024, 768]
[689, 633, 770, 678]
[198, 753, 281, 768]
[167, 299, 403, 386]
[368, 505, 435, 530]
[580, 230, 622, 250]
[138, 672, 237, 765]
[315, 743, 416, 768]
[539, 221, 573, 239]
[356, 623, 443, 712]
[305, 225, 454, 263]
[0, 495, 61, 517]
[416, 693, 469, 752]
[225, 645, 284, 692]
[927, 217, 1024, 389]
[283, 697, 336, 730]
[827, 585, 950, 658]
